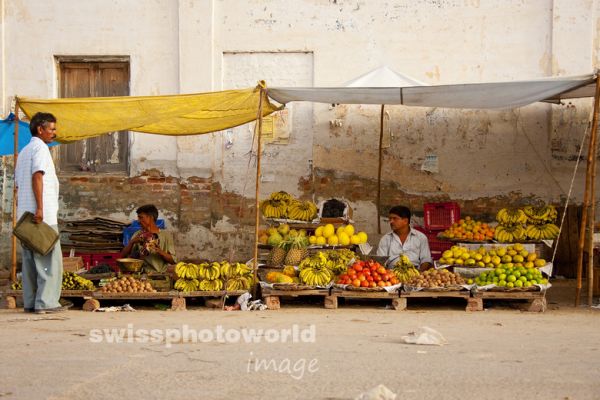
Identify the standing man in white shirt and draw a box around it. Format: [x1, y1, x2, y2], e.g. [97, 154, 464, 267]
[377, 205, 433, 271]
[15, 112, 66, 314]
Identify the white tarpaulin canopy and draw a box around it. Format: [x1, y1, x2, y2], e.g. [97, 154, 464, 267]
[268, 73, 597, 108]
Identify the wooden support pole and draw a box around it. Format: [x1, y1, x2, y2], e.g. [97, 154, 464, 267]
[252, 88, 265, 298]
[586, 77, 600, 306]
[376, 104, 385, 234]
[576, 77, 600, 306]
[11, 98, 19, 283]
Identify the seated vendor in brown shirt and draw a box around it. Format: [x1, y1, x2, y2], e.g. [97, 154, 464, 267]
[120, 204, 176, 273]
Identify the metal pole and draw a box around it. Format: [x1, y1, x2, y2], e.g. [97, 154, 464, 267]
[377, 104, 385, 234]
[252, 88, 264, 297]
[10, 98, 19, 283]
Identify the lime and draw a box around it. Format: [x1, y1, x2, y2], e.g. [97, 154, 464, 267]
[507, 275, 517, 283]
[515, 280, 523, 288]
[506, 282, 515, 288]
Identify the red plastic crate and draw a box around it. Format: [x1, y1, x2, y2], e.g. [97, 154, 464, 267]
[414, 226, 453, 261]
[91, 252, 121, 268]
[423, 202, 460, 231]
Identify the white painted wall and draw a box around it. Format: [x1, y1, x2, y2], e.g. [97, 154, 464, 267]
[0, 0, 598, 203]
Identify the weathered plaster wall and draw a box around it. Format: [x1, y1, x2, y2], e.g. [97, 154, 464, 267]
[1, 0, 599, 266]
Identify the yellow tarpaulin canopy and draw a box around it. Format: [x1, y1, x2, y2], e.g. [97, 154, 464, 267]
[17, 84, 279, 143]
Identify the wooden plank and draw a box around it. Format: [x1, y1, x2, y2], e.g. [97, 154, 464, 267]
[261, 288, 330, 297]
[3, 289, 94, 298]
[474, 291, 545, 300]
[331, 289, 399, 299]
[400, 290, 470, 299]
[92, 291, 177, 300]
[179, 290, 247, 298]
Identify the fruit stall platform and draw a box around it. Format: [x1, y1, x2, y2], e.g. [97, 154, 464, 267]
[1, 289, 248, 312]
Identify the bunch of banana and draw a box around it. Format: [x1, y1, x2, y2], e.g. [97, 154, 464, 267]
[62, 272, 95, 290]
[287, 200, 318, 221]
[260, 199, 288, 219]
[523, 205, 558, 225]
[321, 249, 355, 274]
[299, 266, 332, 286]
[175, 262, 198, 279]
[199, 279, 224, 291]
[226, 276, 250, 290]
[198, 262, 221, 280]
[11, 280, 22, 290]
[297, 252, 333, 286]
[393, 261, 420, 283]
[269, 191, 294, 203]
[220, 261, 232, 279]
[496, 208, 528, 225]
[526, 223, 559, 240]
[299, 251, 328, 271]
[494, 225, 527, 243]
[174, 278, 199, 292]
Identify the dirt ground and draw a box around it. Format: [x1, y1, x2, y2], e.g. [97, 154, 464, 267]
[0, 279, 599, 400]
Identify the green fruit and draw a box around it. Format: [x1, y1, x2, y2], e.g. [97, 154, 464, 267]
[506, 282, 515, 288]
[507, 275, 517, 283]
[515, 280, 523, 288]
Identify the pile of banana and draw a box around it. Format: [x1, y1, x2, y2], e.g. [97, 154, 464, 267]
[393, 255, 420, 283]
[494, 225, 527, 242]
[11, 280, 22, 290]
[495, 205, 560, 242]
[175, 262, 199, 279]
[496, 208, 528, 225]
[522, 205, 558, 224]
[174, 278, 200, 292]
[323, 248, 357, 274]
[525, 223, 560, 240]
[222, 262, 254, 291]
[175, 261, 254, 292]
[260, 191, 318, 221]
[298, 252, 333, 286]
[198, 279, 223, 291]
[62, 272, 95, 290]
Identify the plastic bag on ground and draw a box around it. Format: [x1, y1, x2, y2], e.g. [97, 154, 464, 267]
[401, 326, 447, 346]
[354, 384, 397, 400]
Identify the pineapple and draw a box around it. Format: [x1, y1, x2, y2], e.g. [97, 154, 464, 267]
[268, 241, 288, 266]
[284, 235, 309, 266]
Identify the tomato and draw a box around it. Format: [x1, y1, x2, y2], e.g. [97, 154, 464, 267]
[347, 269, 356, 277]
[339, 274, 349, 280]
[360, 280, 370, 288]
[353, 264, 363, 272]
[384, 281, 391, 286]
[367, 276, 374, 282]
[390, 277, 399, 285]
[372, 273, 380, 282]
[363, 269, 371, 276]
[369, 282, 377, 288]
[377, 266, 386, 274]
[352, 279, 361, 287]
[358, 275, 366, 282]
[377, 281, 386, 287]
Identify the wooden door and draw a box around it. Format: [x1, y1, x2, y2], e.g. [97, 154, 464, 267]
[58, 61, 130, 173]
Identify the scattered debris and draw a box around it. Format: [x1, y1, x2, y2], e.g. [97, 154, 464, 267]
[93, 304, 136, 312]
[355, 384, 397, 400]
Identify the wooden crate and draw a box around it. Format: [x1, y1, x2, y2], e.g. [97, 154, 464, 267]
[261, 287, 333, 310]
[399, 290, 473, 311]
[329, 288, 402, 310]
[471, 290, 547, 312]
